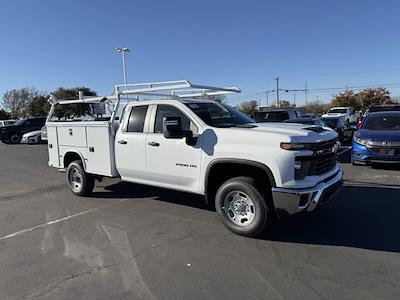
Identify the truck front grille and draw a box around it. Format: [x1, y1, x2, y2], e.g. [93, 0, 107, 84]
[308, 152, 337, 175]
[295, 139, 338, 179]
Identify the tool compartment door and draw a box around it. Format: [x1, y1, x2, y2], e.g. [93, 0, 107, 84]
[85, 124, 116, 177]
[57, 126, 87, 147]
[47, 126, 61, 168]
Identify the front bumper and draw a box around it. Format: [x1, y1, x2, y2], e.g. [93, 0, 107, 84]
[271, 169, 343, 217]
[352, 141, 400, 163]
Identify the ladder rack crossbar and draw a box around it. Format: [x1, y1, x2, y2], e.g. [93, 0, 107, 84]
[50, 80, 240, 104]
[47, 80, 241, 123]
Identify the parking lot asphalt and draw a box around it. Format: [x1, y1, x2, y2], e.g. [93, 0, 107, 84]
[0, 143, 400, 299]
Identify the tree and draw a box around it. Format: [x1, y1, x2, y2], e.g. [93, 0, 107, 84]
[52, 87, 97, 120]
[27, 95, 51, 117]
[2, 87, 41, 118]
[278, 100, 295, 109]
[0, 108, 10, 120]
[236, 100, 258, 116]
[331, 90, 360, 111]
[356, 87, 391, 111]
[305, 100, 331, 116]
[330, 87, 392, 112]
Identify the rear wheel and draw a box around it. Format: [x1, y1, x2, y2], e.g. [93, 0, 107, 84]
[66, 160, 95, 196]
[10, 135, 21, 144]
[215, 176, 274, 237]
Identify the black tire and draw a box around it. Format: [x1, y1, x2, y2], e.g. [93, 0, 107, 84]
[215, 176, 274, 237]
[10, 135, 21, 144]
[66, 160, 95, 196]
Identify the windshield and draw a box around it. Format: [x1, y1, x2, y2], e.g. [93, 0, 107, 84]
[328, 108, 347, 114]
[185, 102, 254, 128]
[368, 105, 400, 112]
[255, 111, 289, 122]
[14, 119, 27, 126]
[362, 114, 400, 130]
[322, 118, 339, 127]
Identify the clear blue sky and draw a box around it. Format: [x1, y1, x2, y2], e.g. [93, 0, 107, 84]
[1, 0, 400, 107]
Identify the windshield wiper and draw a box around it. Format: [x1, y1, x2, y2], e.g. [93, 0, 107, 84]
[235, 124, 258, 128]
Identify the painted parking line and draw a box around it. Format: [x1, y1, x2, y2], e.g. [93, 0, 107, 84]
[344, 180, 400, 189]
[0, 198, 129, 242]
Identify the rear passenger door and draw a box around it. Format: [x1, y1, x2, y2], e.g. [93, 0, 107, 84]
[115, 105, 150, 182]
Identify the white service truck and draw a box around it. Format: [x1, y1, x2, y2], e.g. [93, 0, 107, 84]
[46, 80, 343, 237]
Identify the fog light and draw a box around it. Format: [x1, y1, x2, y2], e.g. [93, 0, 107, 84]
[294, 160, 302, 170]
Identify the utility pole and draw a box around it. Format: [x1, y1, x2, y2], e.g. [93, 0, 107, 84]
[275, 77, 280, 108]
[304, 81, 308, 106]
[293, 93, 296, 106]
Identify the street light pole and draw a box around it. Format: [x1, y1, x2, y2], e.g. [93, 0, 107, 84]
[116, 47, 131, 87]
[275, 77, 280, 108]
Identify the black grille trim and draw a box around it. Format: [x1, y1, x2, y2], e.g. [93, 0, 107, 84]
[296, 139, 338, 178]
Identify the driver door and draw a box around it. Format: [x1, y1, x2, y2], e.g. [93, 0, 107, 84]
[146, 104, 202, 193]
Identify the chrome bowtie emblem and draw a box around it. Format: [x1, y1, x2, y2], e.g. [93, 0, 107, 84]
[382, 141, 391, 147]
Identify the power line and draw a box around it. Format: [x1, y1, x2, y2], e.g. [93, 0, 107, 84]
[309, 82, 400, 92]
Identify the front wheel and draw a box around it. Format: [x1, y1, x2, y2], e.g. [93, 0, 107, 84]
[10, 135, 21, 144]
[66, 160, 95, 196]
[215, 176, 274, 237]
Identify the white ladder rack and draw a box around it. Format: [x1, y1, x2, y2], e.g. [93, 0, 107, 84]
[47, 80, 241, 122]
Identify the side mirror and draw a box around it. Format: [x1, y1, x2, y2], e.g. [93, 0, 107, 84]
[163, 117, 186, 138]
[163, 117, 197, 146]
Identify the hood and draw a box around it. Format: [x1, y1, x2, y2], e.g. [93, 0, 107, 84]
[0, 125, 18, 134]
[22, 130, 41, 138]
[228, 123, 338, 143]
[357, 129, 400, 142]
[0, 124, 16, 129]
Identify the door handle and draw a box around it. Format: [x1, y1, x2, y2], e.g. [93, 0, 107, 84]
[118, 140, 128, 145]
[147, 141, 160, 147]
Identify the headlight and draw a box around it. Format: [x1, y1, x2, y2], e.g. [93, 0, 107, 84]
[41, 127, 47, 139]
[354, 136, 370, 146]
[280, 143, 310, 150]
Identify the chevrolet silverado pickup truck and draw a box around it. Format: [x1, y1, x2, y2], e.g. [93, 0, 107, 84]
[46, 80, 343, 237]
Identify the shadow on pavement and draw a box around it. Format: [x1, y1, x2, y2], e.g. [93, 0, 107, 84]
[338, 147, 351, 163]
[91, 181, 207, 210]
[265, 185, 400, 253]
[94, 181, 400, 252]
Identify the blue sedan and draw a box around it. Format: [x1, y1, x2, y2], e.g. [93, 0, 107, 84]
[352, 111, 400, 164]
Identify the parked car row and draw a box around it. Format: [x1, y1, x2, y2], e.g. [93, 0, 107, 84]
[0, 117, 46, 144]
[254, 108, 355, 143]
